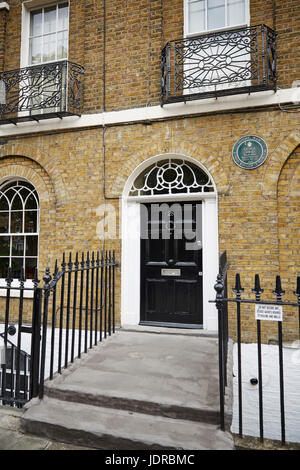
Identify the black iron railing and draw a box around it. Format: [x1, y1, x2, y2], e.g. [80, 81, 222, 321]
[0, 332, 31, 407]
[0, 60, 84, 125]
[212, 272, 300, 445]
[219, 252, 229, 385]
[0, 250, 117, 407]
[161, 24, 277, 104]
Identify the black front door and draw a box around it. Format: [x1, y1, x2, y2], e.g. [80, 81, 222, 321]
[140, 202, 203, 326]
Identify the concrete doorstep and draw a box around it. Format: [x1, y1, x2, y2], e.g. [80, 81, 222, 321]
[0, 406, 93, 450]
[20, 330, 234, 450]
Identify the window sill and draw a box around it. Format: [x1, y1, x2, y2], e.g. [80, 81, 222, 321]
[185, 23, 249, 38]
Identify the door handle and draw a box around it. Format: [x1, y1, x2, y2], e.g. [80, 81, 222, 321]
[198, 272, 203, 276]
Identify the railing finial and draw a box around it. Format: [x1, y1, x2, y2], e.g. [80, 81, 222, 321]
[273, 275, 285, 302]
[252, 274, 264, 300]
[233, 273, 244, 298]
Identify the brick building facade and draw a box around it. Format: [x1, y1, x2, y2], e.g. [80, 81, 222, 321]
[0, 0, 299, 342]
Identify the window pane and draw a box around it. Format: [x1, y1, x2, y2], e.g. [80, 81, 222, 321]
[25, 193, 38, 210]
[11, 194, 23, 211]
[207, 0, 225, 30]
[25, 258, 37, 279]
[12, 236, 24, 257]
[11, 212, 23, 234]
[228, 0, 245, 26]
[26, 236, 38, 257]
[0, 258, 9, 278]
[189, 1, 205, 34]
[25, 212, 38, 233]
[44, 6, 57, 34]
[30, 37, 42, 65]
[57, 31, 68, 59]
[0, 212, 9, 233]
[19, 187, 29, 200]
[11, 258, 23, 279]
[5, 189, 15, 201]
[0, 236, 10, 256]
[30, 9, 42, 36]
[58, 3, 69, 31]
[0, 196, 8, 211]
[43, 33, 56, 62]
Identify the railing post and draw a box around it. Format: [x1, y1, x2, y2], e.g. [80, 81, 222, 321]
[62, 60, 68, 113]
[30, 287, 42, 400]
[233, 273, 244, 437]
[294, 276, 300, 341]
[161, 46, 166, 105]
[39, 268, 52, 399]
[273, 275, 286, 446]
[252, 274, 264, 442]
[215, 273, 226, 431]
[261, 24, 266, 85]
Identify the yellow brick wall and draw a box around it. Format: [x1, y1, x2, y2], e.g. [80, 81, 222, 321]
[0, 8, 8, 71]
[1, 0, 300, 113]
[0, 108, 298, 341]
[0, 1, 299, 343]
[278, 145, 300, 341]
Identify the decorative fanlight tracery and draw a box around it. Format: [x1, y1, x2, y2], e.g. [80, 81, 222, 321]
[129, 159, 215, 197]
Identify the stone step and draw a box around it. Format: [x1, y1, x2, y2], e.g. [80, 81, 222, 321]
[21, 397, 234, 450]
[42, 331, 232, 426]
[44, 382, 227, 426]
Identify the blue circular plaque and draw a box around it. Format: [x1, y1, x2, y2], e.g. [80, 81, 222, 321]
[232, 136, 268, 169]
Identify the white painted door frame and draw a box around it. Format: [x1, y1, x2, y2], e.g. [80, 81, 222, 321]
[121, 154, 219, 331]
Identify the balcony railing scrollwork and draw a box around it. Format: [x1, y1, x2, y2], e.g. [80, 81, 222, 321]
[0, 60, 84, 125]
[161, 24, 277, 105]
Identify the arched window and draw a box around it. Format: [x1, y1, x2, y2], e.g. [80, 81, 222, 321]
[129, 159, 215, 197]
[0, 180, 39, 279]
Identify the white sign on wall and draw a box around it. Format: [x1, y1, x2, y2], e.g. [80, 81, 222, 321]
[255, 304, 283, 322]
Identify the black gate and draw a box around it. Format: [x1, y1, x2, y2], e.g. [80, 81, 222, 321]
[212, 269, 300, 445]
[0, 250, 117, 407]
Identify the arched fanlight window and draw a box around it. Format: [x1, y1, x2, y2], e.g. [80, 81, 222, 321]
[0, 180, 39, 279]
[129, 159, 215, 197]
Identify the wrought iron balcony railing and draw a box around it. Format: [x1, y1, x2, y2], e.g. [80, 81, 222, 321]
[161, 24, 277, 105]
[0, 60, 84, 125]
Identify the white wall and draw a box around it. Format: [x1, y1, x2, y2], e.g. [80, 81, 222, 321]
[231, 342, 300, 443]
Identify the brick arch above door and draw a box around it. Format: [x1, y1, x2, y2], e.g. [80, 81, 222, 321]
[110, 144, 229, 197]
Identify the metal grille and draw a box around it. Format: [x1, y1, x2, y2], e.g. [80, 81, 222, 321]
[161, 25, 277, 104]
[0, 250, 117, 407]
[0, 61, 84, 125]
[129, 159, 215, 197]
[212, 271, 300, 445]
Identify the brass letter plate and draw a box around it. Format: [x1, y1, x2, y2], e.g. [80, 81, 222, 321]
[161, 269, 181, 277]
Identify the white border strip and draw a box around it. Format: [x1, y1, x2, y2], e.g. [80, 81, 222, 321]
[0, 88, 298, 137]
